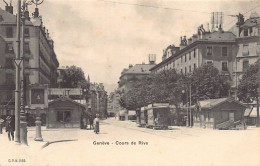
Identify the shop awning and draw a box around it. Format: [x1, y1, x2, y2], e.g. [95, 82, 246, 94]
[244, 107, 253, 117]
[250, 107, 259, 117]
[128, 110, 136, 116]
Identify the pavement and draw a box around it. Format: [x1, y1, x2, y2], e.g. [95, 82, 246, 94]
[0, 118, 260, 166]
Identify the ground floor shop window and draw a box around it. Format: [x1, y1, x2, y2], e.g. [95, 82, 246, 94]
[57, 111, 71, 122]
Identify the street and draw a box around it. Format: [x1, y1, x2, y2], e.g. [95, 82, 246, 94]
[1, 118, 260, 166]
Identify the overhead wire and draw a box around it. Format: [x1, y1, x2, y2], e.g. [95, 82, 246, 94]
[97, 0, 211, 14]
[224, 3, 260, 28]
[98, 0, 260, 29]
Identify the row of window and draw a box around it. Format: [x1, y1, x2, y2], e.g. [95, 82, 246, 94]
[205, 60, 228, 72]
[206, 46, 227, 56]
[180, 63, 197, 75]
[5, 42, 30, 54]
[5, 27, 30, 38]
[181, 49, 196, 63]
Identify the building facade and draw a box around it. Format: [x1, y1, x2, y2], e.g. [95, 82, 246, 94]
[150, 27, 237, 82]
[88, 83, 107, 118]
[232, 12, 260, 92]
[118, 54, 156, 93]
[0, 5, 59, 118]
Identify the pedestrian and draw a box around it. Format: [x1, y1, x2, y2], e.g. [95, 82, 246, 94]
[94, 114, 100, 134]
[89, 115, 94, 130]
[82, 117, 87, 129]
[5, 116, 15, 141]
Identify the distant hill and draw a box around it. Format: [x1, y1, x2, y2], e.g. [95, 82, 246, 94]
[103, 83, 118, 94]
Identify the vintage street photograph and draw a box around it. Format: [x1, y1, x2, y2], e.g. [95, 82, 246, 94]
[0, 0, 260, 165]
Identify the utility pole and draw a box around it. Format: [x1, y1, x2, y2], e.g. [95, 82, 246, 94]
[189, 83, 192, 127]
[14, 0, 21, 144]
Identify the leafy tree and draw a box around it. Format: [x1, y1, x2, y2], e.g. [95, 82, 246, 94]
[237, 62, 259, 127]
[237, 63, 259, 102]
[187, 64, 231, 104]
[60, 65, 86, 88]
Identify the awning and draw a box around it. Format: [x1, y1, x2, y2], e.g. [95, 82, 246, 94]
[119, 110, 127, 116]
[128, 110, 136, 116]
[244, 107, 253, 116]
[250, 107, 259, 117]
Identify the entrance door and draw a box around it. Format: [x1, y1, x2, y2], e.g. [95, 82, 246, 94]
[229, 112, 234, 121]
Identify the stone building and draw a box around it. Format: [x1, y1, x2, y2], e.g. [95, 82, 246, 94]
[118, 54, 156, 93]
[150, 26, 237, 81]
[231, 12, 260, 93]
[88, 83, 107, 118]
[0, 5, 59, 118]
[107, 90, 123, 117]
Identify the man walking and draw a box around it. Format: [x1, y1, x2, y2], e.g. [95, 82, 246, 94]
[89, 115, 94, 130]
[5, 116, 15, 141]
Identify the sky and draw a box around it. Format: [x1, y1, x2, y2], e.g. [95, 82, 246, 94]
[0, 0, 259, 93]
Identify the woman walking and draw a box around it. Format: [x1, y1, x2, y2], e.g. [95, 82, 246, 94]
[94, 114, 100, 134]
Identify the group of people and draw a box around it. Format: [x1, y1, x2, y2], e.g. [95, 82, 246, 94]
[82, 114, 100, 134]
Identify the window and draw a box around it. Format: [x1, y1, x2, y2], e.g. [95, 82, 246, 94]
[24, 28, 29, 37]
[181, 56, 183, 63]
[6, 27, 13, 38]
[222, 62, 228, 71]
[185, 67, 187, 75]
[222, 47, 227, 57]
[181, 69, 183, 74]
[242, 45, 249, 56]
[194, 49, 196, 58]
[206, 47, 212, 56]
[189, 65, 191, 72]
[244, 29, 248, 36]
[206, 60, 213, 64]
[5, 74, 14, 85]
[57, 111, 71, 122]
[243, 60, 249, 72]
[256, 42, 260, 55]
[5, 43, 14, 53]
[24, 43, 30, 54]
[5, 58, 14, 69]
[194, 63, 196, 70]
[185, 54, 187, 62]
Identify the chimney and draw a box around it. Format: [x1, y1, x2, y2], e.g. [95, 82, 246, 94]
[46, 29, 49, 38]
[180, 36, 186, 50]
[218, 24, 223, 33]
[129, 64, 133, 69]
[183, 36, 187, 45]
[188, 38, 192, 45]
[33, 8, 39, 18]
[4, 0, 13, 14]
[148, 54, 156, 64]
[24, 10, 30, 21]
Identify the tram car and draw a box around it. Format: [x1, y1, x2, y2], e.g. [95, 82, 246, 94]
[146, 103, 170, 129]
[140, 106, 148, 127]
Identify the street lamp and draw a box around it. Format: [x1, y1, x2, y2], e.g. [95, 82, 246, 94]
[15, 0, 44, 145]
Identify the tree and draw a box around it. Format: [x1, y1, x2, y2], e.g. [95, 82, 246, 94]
[188, 64, 231, 103]
[60, 65, 86, 88]
[237, 62, 260, 127]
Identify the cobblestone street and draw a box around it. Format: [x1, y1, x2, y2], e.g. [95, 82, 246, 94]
[1, 118, 260, 166]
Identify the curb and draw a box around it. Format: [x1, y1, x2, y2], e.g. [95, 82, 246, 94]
[41, 139, 78, 149]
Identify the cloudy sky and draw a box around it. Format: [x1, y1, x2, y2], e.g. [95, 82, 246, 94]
[0, 0, 259, 92]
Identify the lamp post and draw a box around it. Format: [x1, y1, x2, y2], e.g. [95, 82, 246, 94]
[15, 0, 44, 145]
[20, 0, 33, 146]
[14, 0, 22, 144]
